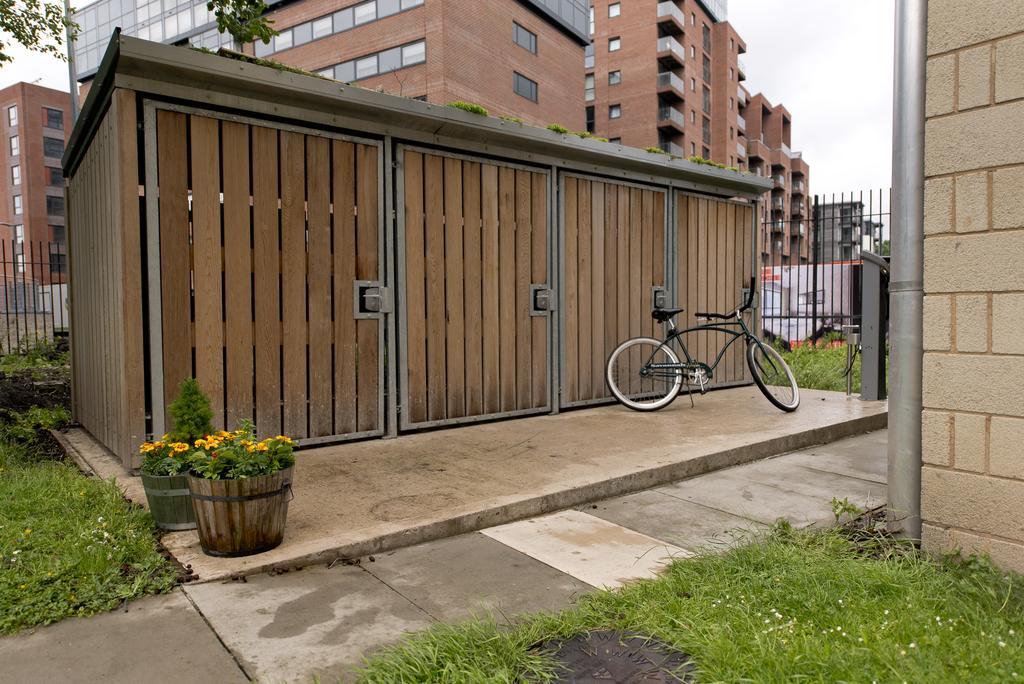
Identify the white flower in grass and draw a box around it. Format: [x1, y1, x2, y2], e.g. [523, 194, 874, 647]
[1000, 641, 1007, 648]
[909, 643, 916, 649]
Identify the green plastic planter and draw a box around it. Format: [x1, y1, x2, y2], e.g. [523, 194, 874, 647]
[141, 472, 197, 531]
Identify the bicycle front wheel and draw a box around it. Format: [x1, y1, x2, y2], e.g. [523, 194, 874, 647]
[746, 340, 800, 412]
[606, 337, 683, 412]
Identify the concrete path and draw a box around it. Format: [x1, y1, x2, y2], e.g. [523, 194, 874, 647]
[63, 387, 885, 582]
[2, 429, 886, 683]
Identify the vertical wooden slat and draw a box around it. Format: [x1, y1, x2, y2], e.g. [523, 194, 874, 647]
[355, 145, 379, 432]
[563, 177, 578, 404]
[463, 162, 484, 417]
[481, 164, 500, 415]
[514, 169, 532, 411]
[498, 165, 516, 412]
[628, 187, 642, 396]
[716, 202, 728, 385]
[222, 121, 253, 429]
[156, 110, 191, 415]
[306, 136, 332, 436]
[252, 126, 281, 437]
[590, 182, 605, 400]
[190, 116, 225, 429]
[403, 150, 427, 424]
[726, 203, 738, 382]
[424, 153, 446, 421]
[603, 185, 618, 390]
[280, 130, 307, 437]
[443, 157, 466, 419]
[530, 172, 548, 409]
[686, 195, 699, 352]
[616, 185, 629, 394]
[577, 180, 592, 400]
[640, 190, 654, 343]
[333, 140, 358, 433]
[696, 198, 708, 372]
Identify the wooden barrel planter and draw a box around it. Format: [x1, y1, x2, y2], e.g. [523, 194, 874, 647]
[141, 473, 197, 531]
[187, 468, 293, 557]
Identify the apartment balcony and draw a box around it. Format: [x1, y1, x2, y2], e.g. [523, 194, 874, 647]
[792, 180, 806, 195]
[791, 202, 805, 217]
[737, 86, 748, 107]
[747, 137, 769, 161]
[737, 56, 747, 81]
[657, 71, 686, 101]
[736, 140, 746, 158]
[736, 113, 745, 131]
[656, 35, 686, 68]
[770, 221, 786, 233]
[658, 140, 685, 156]
[772, 174, 786, 188]
[772, 197, 784, 210]
[656, 1, 686, 34]
[657, 105, 686, 133]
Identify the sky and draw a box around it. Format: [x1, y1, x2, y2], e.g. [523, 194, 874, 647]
[728, 0, 895, 195]
[0, 0, 896, 195]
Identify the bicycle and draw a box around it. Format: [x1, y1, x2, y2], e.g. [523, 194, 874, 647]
[605, 278, 800, 412]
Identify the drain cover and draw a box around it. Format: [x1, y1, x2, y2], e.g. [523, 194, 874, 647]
[540, 630, 695, 683]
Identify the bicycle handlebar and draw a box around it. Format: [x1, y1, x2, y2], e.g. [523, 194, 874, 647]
[696, 277, 756, 320]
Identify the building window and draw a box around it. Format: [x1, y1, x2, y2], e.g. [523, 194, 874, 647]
[729, 67, 734, 81]
[46, 195, 65, 216]
[43, 136, 64, 158]
[608, 37, 621, 52]
[702, 86, 711, 114]
[609, 137, 621, 143]
[47, 167, 62, 186]
[43, 107, 64, 130]
[608, 2, 620, 17]
[355, 55, 377, 79]
[50, 243, 67, 274]
[275, 28, 293, 50]
[691, 142, 696, 155]
[690, 109, 696, 123]
[703, 146, 710, 158]
[584, 74, 595, 101]
[702, 24, 711, 52]
[11, 165, 20, 185]
[325, 39, 426, 82]
[690, 78, 696, 92]
[513, 72, 538, 102]
[513, 22, 537, 54]
[690, 45, 695, 58]
[690, 12, 695, 25]
[703, 55, 711, 82]
[6, 105, 16, 127]
[588, 6, 594, 34]
[14, 225, 23, 244]
[585, 105, 595, 133]
[16, 253, 24, 274]
[52, 225, 66, 244]
[608, 70, 621, 85]
[729, 97, 734, 111]
[729, 127, 734, 140]
[609, 104, 621, 119]
[702, 117, 711, 144]
[353, 1, 376, 24]
[9, 135, 18, 157]
[13, 195, 22, 215]
[401, 41, 425, 66]
[584, 44, 594, 69]
[312, 16, 332, 39]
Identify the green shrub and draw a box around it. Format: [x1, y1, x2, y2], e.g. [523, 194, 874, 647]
[645, 146, 668, 154]
[167, 378, 214, 445]
[499, 115, 524, 124]
[448, 101, 489, 116]
[573, 130, 593, 139]
[0, 406, 70, 456]
[594, 136, 610, 143]
[546, 123, 569, 134]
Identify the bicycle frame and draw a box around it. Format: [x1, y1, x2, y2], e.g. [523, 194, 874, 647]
[644, 313, 772, 381]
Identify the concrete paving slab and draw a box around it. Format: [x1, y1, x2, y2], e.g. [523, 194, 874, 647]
[184, 565, 433, 683]
[64, 388, 885, 582]
[0, 590, 246, 683]
[481, 510, 690, 589]
[365, 532, 592, 622]
[740, 459, 887, 510]
[656, 469, 839, 528]
[775, 430, 888, 483]
[583, 490, 766, 552]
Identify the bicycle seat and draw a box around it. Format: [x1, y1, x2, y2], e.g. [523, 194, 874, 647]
[652, 307, 685, 322]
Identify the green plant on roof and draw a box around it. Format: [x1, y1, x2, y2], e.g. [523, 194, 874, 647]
[725, 165, 739, 172]
[573, 130, 593, 139]
[688, 155, 730, 170]
[645, 146, 668, 155]
[499, 115, 524, 124]
[594, 137, 610, 143]
[546, 123, 569, 134]
[208, 0, 278, 45]
[448, 101, 489, 116]
[167, 378, 214, 445]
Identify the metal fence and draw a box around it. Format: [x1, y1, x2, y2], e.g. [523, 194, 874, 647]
[0, 240, 69, 354]
[760, 189, 890, 347]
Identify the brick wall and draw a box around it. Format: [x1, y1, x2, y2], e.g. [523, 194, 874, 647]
[921, 0, 1024, 572]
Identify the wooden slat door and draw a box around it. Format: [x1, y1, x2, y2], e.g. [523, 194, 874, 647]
[674, 192, 755, 388]
[400, 148, 551, 429]
[560, 174, 668, 407]
[150, 107, 384, 442]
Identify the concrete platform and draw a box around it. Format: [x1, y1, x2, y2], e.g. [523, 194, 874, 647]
[63, 388, 886, 583]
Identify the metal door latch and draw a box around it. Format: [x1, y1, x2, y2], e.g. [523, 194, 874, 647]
[530, 284, 554, 316]
[354, 281, 392, 318]
[652, 286, 668, 309]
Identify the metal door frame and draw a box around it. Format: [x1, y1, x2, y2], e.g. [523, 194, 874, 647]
[556, 170, 673, 409]
[142, 99, 389, 444]
[394, 143, 555, 432]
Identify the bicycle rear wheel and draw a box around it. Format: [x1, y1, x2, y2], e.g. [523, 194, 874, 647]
[746, 340, 800, 412]
[606, 337, 683, 411]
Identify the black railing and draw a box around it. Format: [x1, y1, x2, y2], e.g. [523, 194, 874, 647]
[760, 189, 890, 347]
[0, 240, 69, 354]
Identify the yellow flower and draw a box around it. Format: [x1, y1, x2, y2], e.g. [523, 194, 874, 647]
[256, 442, 269, 452]
[172, 442, 189, 453]
[24, 528, 31, 535]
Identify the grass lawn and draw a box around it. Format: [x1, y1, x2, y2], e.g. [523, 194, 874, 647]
[357, 525, 1024, 683]
[0, 408, 178, 635]
[778, 341, 866, 393]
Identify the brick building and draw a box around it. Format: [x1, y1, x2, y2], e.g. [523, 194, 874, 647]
[745, 92, 810, 265]
[70, 0, 589, 129]
[0, 82, 70, 283]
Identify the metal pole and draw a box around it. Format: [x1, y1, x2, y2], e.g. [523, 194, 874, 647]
[64, 0, 80, 123]
[811, 195, 819, 336]
[887, 0, 926, 540]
